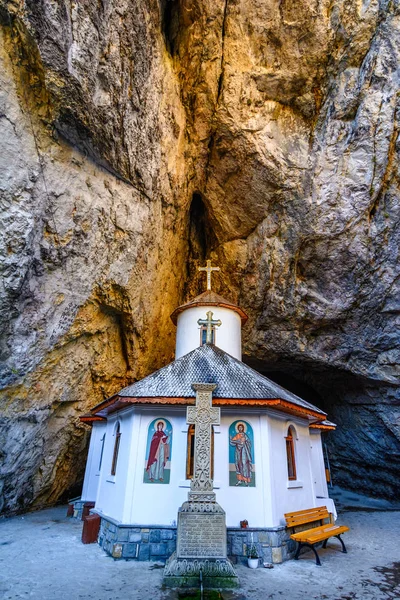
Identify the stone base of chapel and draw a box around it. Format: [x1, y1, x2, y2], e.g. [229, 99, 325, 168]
[94, 512, 296, 563]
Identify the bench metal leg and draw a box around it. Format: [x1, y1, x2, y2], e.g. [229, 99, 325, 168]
[322, 535, 347, 553]
[294, 542, 302, 560]
[335, 534, 347, 553]
[294, 542, 322, 566]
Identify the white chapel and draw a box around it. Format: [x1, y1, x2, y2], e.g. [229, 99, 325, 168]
[78, 262, 337, 563]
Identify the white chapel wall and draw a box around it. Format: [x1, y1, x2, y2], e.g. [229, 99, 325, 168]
[269, 415, 317, 526]
[309, 430, 329, 499]
[128, 409, 189, 525]
[95, 410, 135, 522]
[175, 306, 242, 360]
[93, 407, 331, 529]
[81, 420, 107, 502]
[215, 413, 266, 527]
[121, 410, 142, 523]
[128, 409, 270, 528]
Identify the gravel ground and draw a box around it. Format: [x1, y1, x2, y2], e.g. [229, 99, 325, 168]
[0, 506, 399, 600]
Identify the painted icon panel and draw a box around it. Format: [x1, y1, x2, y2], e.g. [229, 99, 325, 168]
[229, 420, 255, 487]
[143, 418, 172, 484]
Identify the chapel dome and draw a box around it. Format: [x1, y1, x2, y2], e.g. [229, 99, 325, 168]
[170, 290, 248, 325]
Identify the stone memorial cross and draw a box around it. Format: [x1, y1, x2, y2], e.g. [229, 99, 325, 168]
[164, 382, 238, 587]
[197, 311, 222, 344]
[198, 260, 220, 291]
[187, 383, 220, 502]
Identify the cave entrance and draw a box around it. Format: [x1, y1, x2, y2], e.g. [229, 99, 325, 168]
[185, 192, 216, 298]
[243, 356, 400, 502]
[160, 0, 179, 55]
[188, 192, 208, 264]
[261, 369, 325, 408]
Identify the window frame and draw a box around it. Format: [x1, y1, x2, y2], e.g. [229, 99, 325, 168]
[186, 424, 214, 479]
[111, 422, 121, 477]
[199, 326, 216, 346]
[285, 426, 297, 481]
[98, 433, 106, 473]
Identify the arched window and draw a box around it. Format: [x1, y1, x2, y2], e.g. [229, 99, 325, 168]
[285, 426, 297, 481]
[111, 422, 121, 476]
[186, 425, 214, 479]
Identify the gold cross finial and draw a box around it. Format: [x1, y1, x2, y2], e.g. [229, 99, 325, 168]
[198, 260, 220, 291]
[197, 311, 222, 344]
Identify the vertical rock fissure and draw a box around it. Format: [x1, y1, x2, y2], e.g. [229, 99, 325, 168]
[160, 0, 178, 55]
[185, 192, 216, 297]
[216, 0, 229, 104]
[204, 0, 230, 187]
[188, 192, 209, 263]
[369, 112, 399, 220]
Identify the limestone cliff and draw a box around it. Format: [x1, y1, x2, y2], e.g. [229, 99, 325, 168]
[0, 0, 399, 514]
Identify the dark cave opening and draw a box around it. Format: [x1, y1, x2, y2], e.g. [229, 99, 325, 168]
[260, 369, 325, 408]
[189, 192, 208, 263]
[244, 356, 400, 501]
[160, 0, 179, 55]
[185, 192, 217, 298]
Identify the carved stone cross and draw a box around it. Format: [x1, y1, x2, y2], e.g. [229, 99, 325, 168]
[197, 311, 222, 344]
[187, 383, 220, 502]
[198, 260, 220, 291]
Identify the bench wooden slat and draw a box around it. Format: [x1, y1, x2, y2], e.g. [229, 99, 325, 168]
[290, 524, 340, 538]
[285, 507, 330, 528]
[285, 514, 328, 527]
[285, 509, 328, 520]
[284, 506, 329, 518]
[291, 524, 349, 544]
[303, 528, 349, 544]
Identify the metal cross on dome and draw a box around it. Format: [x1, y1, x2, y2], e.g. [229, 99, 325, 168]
[198, 260, 220, 291]
[198, 311, 222, 344]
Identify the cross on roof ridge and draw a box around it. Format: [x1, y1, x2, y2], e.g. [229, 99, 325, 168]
[197, 311, 222, 344]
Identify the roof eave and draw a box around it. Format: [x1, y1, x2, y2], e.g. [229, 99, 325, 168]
[309, 423, 337, 431]
[93, 395, 326, 421]
[170, 301, 248, 325]
[89, 393, 119, 415]
[79, 414, 106, 424]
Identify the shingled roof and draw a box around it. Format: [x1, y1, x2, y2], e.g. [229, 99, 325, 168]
[114, 344, 325, 418]
[170, 290, 248, 325]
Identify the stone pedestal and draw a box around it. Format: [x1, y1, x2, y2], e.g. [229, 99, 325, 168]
[163, 383, 239, 589]
[163, 499, 239, 588]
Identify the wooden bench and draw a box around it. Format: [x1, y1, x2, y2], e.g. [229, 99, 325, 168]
[284, 506, 349, 566]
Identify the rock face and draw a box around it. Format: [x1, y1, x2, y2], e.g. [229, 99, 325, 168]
[0, 0, 399, 514]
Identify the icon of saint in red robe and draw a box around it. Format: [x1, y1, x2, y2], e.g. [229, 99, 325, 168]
[146, 421, 170, 482]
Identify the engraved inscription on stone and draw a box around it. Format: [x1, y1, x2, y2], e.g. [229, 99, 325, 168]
[177, 512, 227, 559]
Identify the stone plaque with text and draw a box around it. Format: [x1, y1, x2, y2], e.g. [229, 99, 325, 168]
[177, 512, 227, 559]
